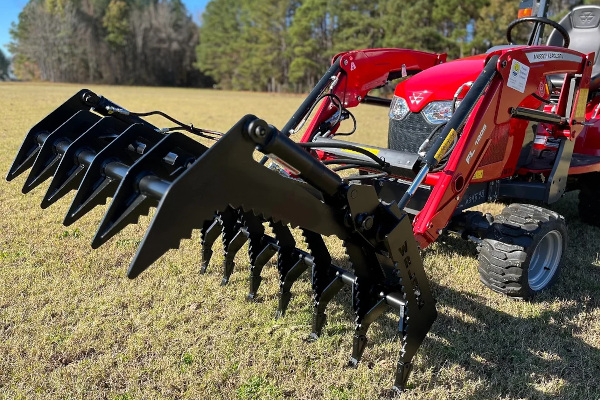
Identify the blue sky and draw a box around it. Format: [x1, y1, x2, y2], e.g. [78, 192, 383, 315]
[0, 0, 210, 57]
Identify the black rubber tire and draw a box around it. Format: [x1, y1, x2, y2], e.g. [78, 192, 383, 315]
[578, 172, 600, 228]
[478, 204, 567, 300]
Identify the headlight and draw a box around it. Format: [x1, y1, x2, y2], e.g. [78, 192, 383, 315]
[389, 96, 409, 121]
[422, 100, 461, 124]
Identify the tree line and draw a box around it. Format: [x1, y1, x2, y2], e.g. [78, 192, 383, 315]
[7, 0, 592, 91]
[9, 0, 206, 86]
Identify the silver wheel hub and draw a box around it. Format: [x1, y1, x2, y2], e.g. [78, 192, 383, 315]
[528, 230, 563, 291]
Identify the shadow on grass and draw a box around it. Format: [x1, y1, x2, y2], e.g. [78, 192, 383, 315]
[205, 196, 599, 398]
[316, 220, 600, 398]
[421, 281, 600, 399]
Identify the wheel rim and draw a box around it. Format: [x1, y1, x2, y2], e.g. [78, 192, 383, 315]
[528, 230, 563, 291]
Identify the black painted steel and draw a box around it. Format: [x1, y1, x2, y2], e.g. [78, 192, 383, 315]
[7, 94, 437, 393]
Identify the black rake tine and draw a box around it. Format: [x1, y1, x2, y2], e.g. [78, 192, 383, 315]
[301, 229, 340, 340]
[219, 207, 246, 285]
[200, 218, 220, 274]
[271, 222, 308, 319]
[22, 111, 101, 194]
[41, 117, 129, 209]
[91, 132, 208, 248]
[242, 212, 277, 300]
[7, 89, 96, 182]
[345, 241, 388, 368]
[63, 124, 164, 226]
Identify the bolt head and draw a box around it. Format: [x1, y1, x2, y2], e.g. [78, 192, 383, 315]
[361, 215, 374, 231]
[255, 126, 266, 136]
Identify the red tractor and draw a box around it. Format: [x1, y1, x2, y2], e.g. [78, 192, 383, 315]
[6, 0, 600, 392]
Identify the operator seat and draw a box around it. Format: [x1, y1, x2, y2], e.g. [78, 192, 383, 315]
[547, 5, 600, 91]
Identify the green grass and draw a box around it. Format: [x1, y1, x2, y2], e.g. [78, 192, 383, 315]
[1, 82, 599, 399]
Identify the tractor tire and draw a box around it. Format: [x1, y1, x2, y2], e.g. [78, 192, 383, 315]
[478, 203, 567, 300]
[578, 172, 600, 228]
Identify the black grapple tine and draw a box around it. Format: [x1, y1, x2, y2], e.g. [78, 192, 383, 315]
[7, 106, 438, 391]
[383, 215, 437, 392]
[7, 89, 97, 182]
[219, 207, 247, 285]
[271, 222, 308, 320]
[242, 211, 277, 300]
[345, 241, 388, 367]
[200, 218, 221, 274]
[86, 114, 435, 390]
[41, 117, 131, 209]
[63, 124, 164, 226]
[91, 132, 208, 248]
[21, 110, 102, 194]
[301, 230, 339, 340]
[125, 115, 347, 280]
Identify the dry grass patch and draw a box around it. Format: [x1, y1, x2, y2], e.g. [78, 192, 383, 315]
[1, 82, 599, 399]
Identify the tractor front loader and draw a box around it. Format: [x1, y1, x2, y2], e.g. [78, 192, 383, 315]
[6, 1, 600, 391]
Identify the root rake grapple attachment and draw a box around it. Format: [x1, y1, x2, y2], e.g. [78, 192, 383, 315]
[6, 89, 437, 391]
[7, 1, 600, 390]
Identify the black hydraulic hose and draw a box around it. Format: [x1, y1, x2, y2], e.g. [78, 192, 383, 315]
[280, 58, 342, 137]
[323, 159, 384, 170]
[343, 172, 388, 180]
[397, 55, 500, 211]
[423, 55, 499, 168]
[258, 58, 342, 166]
[299, 142, 389, 169]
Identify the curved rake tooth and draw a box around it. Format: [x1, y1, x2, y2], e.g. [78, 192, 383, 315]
[271, 222, 308, 319]
[219, 207, 247, 285]
[41, 117, 128, 209]
[7, 131, 48, 182]
[7, 89, 94, 182]
[344, 241, 388, 368]
[63, 124, 163, 226]
[91, 132, 207, 248]
[241, 212, 277, 300]
[22, 110, 101, 194]
[301, 230, 340, 340]
[200, 218, 220, 274]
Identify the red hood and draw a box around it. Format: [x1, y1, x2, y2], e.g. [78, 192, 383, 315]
[395, 54, 488, 112]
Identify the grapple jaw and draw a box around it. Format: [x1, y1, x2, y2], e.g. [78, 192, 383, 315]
[127, 116, 349, 278]
[7, 91, 437, 392]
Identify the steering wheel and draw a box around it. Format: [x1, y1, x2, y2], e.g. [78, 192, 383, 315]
[507, 16, 570, 48]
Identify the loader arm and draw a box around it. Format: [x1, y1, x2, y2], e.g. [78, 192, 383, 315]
[409, 46, 594, 248]
[298, 49, 446, 143]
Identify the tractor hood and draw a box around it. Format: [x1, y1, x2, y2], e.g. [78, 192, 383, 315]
[395, 54, 488, 112]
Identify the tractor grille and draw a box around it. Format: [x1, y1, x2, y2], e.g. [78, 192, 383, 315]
[388, 112, 441, 153]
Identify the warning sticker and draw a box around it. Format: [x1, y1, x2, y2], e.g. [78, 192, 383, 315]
[473, 170, 484, 180]
[434, 128, 457, 162]
[575, 88, 589, 119]
[342, 146, 380, 156]
[507, 60, 530, 93]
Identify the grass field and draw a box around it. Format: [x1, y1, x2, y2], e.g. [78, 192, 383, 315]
[1, 82, 599, 400]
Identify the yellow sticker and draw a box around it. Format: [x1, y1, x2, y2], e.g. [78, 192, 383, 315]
[473, 170, 484, 180]
[434, 128, 458, 161]
[575, 88, 589, 119]
[342, 146, 380, 156]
